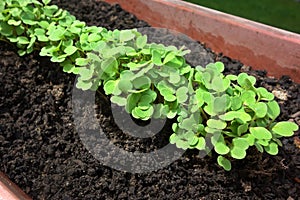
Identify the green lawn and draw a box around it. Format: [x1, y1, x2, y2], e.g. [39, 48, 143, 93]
[183, 0, 300, 34]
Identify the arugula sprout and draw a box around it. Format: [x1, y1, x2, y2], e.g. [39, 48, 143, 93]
[0, 0, 298, 171]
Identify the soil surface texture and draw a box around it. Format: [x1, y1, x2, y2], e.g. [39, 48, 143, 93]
[0, 0, 300, 199]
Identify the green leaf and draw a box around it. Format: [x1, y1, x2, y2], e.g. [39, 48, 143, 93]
[219, 111, 236, 121]
[256, 118, 269, 127]
[219, 111, 251, 123]
[217, 156, 231, 171]
[226, 74, 238, 81]
[104, 80, 118, 95]
[255, 143, 264, 153]
[232, 138, 249, 149]
[48, 28, 64, 41]
[169, 133, 179, 144]
[180, 118, 196, 131]
[151, 50, 163, 66]
[111, 96, 127, 106]
[242, 134, 255, 146]
[21, 11, 36, 25]
[132, 76, 151, 89]
[169, 72, 181, 84]
[231, 96, 242, 110]
[205, 127, 220, 134]
[175, 139, 190, 150]
[8, 19, 21, 26]
[51, 55, 66, 63]
[75, 58, 89, 66]
[230, 147, 247, 159]
[250, 127, 272, 140]
[195, 89, 204, 107]
[250, 102, 268, 118]
[1, 22, 14, 36]
[10, 8, 22, 17]
[196, 137, 206, 150]
[17, 36, 30, 44]
[88, 33, 101, 42]
[162, 89, 176, 101]
[153, 104, 168, 118]
[271, 121, 298, 137]
[207, 119, 227, 129]
[132, 106, 154, 120]
[139, 94, 154, 105]
[119, 30, 136, 42]
[215, 142, 230, 155]
[236, 112, 252, 123]
[17, 50, 26, 56]
[188, 136, 199, 146]
[237, 123, 248, 136]
[38, 21, 50, 29]
[215, 62, 225, 72]
[126, 93, 141, 112]
[79, 68, 93, 81]
[212, 76, 230, 92]
[237, 73, 256, 88]
[76, 79, 92, 90]
[267, 100, 280, 120]
[42, 0, 51, 5]
[118, 79, 133, 92]
[256, 139, 269, 146]
[264, 142, 278, 155]
[62, 63, 76, 73]
[64, 46, 77, 55]
[15, 26, 25, 35]
[101, 57, 118, 74]
[213, 94, 231, 114]
[136, 35, 147, 49]
[176, 87, 188, 103]
[163, 51, 176, 64]
[256, 87, 274, 100]
[44, 5, 59, 17]
[241, 90, 256, 105]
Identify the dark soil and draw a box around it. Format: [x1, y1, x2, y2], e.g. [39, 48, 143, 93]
[1, 0, 300, 199]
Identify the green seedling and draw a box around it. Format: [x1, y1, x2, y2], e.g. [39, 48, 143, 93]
[0, 0, 298, 171]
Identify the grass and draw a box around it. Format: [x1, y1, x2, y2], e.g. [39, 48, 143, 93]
[183, 0, 300, 34]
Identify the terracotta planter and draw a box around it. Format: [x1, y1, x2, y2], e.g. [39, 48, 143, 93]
[1, 0, 299, 198]
[102, 0, 300, 83]
[0, 172, 32, 200]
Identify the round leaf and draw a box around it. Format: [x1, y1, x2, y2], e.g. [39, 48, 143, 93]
[251, 102, 268, 118]
[104, 80, 118, 95]
[271, 121, 299, 137]
[64, 45, 77, 55]
[118, 79, 133, 92]
[257, 87, 274, 100]
[132, 76, 151, 89]
[267, 100, 280, 120]
[264, 142, 278, 155]
[207, 119, 227, 129]
[241, 90, 256, 105]
[232, 138, 249, 149]
[111, 96, 127, 106]
[230, 147, 247, 159]
[250, 127, 272, 140]
[196, 137, 206, 150]
[214, 142, 230, 155]
[217, 156, 231, 171]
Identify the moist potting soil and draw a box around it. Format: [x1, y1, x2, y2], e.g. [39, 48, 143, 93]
[0, 0, 299, 199]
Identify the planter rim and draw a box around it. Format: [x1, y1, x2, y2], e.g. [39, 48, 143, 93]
[102, 0, 300, 83]
[166, 0, 300, 40]
[0, 172, 32, 200]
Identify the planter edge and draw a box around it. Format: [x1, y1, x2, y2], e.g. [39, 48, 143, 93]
[102, 0, 300, 83]
[0, 172, 32, 200]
